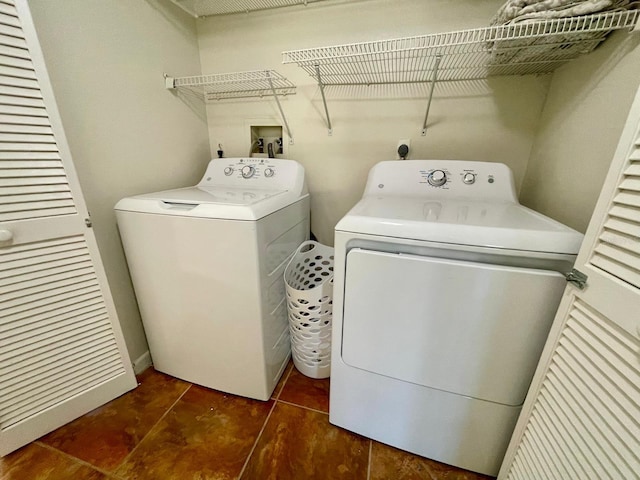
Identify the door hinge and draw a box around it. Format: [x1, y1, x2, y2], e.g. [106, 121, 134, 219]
[566, 268, 588, 289]
[85, 218, 92, 228]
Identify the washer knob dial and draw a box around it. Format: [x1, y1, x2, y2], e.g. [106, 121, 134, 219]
[224, 167, 234, 176]
[264, 168, 274, 177]
[462, 172, 476, 185]
[241, 165, 255, 179]
[427, 169, 447, 187]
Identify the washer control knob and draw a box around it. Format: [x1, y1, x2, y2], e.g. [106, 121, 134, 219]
[264, 168, 274, 177]
[427, 169, 447, 187]
[241, 165, 255, 179]
[224, 167, 234, 176]
[462, 172, 476, 185]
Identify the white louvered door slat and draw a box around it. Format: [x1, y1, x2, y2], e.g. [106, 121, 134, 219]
[499, 87, 640, 479]
[0, 3, 17, 18]
[0, 44, 30, 60]
[1, 299, 102, 337]
[0, 0, 136, 456]
[0, 111, 51, 124]
[0, 64, 37, 80]
[0, 132, 54, 142]
[0, 85, 43, 100]
[0, 12, 21, 28]
[0, 96, 45, 108]
[0, 56, 36, 73]
[2, 266, 94, 296]
[0, 32, 26, 50]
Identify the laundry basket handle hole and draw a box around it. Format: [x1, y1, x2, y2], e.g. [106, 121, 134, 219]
[299, 243, 316, 253]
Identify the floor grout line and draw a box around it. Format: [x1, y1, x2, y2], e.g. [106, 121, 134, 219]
[276, 398, 329, 416]
[274, 362, 294, 401]
[367, 440, 373, 480]
[236, 396, 280, 479]
[112, 382, 193, 474]
[35, 441, 122, 479]
[236, 361, 294, 479]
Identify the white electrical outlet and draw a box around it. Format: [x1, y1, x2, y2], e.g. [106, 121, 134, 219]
[397, 138, 411, 159]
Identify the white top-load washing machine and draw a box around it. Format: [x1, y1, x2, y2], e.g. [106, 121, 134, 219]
[330, 160, 583, 476]
[115, 158, 309, 401]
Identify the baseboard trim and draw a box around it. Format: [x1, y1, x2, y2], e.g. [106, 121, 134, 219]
[132, 350, 152, 375]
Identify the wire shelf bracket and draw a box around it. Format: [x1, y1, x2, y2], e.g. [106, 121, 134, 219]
[265, 70, 294, 144]
[165, 69, 296, 143]
[422, 55, 442, 136]
[315, 65, 332, 135]
[282, 9, 640, 134]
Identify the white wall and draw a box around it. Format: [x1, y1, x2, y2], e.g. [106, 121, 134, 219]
[29, 0, 211, 365]
[196, 0, 551, 244]
[520, 31, 640, 233]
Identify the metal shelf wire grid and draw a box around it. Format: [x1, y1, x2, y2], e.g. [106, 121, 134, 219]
[282, 10, 640, 84]
[171, 0, 327, 17]
[169, 70, 296, 101]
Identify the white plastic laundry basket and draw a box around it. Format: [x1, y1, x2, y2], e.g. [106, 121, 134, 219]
[284, 241, 334, 379]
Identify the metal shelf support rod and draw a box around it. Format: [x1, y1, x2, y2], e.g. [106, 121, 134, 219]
[422, 54, 442, 136]
[266, 70, 294, 144]
[315, 64, 332, 135]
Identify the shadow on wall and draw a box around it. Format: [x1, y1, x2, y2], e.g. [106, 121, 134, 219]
[318, 80, 499, 100]
[145, 0, 209, 122]
[143, 0, 198, 43]
[536, 31, 640, 128]
[166, 87, 208, 123]
[294, 79, 522, 137]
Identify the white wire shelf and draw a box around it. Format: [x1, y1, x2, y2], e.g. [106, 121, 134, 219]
[165, 70, 296, 101]
[165, 70, 296, 142]
[282, 9, 639, 134]
[170, 0, 328, 17]
[282, 10, 639, 83]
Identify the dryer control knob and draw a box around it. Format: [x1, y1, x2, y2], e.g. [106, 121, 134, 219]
[264, 168, 274, 177]
[241, 165, 255, 179]
[428, 169, 447, 187]
[463, 173, 476, 185]
[224, 167, 234, 176]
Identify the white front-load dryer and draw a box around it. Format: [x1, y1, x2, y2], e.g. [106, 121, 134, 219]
[330, 160, 583, 475]
[115, 158, 309, 400]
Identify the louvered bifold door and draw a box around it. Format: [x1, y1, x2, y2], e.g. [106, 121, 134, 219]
[590, 135, 640, 291]
[0, 0, 136, 456]
[498, 85, 640, 479]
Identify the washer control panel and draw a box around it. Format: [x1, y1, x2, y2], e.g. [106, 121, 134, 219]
[198, 158, 306, 193]
[205, 158, 280, 182]
[366, 160, 517, 202]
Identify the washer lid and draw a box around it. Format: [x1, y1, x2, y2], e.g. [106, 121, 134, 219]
[114, 185, 302, 220]
[140, 186, 287, 205]
[336, 195, 583, 254]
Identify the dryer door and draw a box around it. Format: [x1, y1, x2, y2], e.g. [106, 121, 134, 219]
[341, 248, 566, 406]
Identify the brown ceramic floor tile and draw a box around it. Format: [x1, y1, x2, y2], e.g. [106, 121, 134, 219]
[271, 359, 294, 400]
[369, 441, 495, 480]
[40, 368, 190, 472]
[240, 402, 368, 480]
[0, 443, 107, 480]
[115, 385, 273, 480]
[278, 365, 330, 412]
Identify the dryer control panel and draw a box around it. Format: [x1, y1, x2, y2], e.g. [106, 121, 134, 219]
[365, 160, 517, 202]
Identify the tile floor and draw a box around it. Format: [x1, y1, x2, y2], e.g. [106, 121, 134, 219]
[0, 362, 494, 480]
